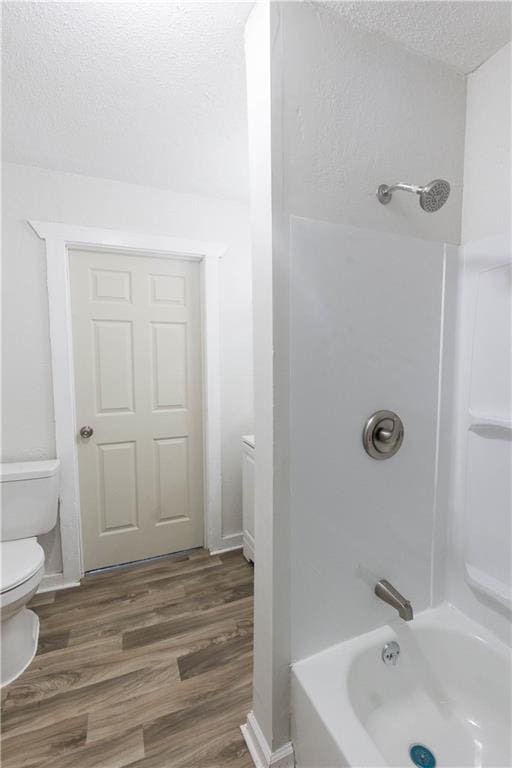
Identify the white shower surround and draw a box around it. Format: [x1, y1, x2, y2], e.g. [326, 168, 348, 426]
[289, 216, 454, 660]
[447, 41, 512, 645]
[284, 30, 512, 768]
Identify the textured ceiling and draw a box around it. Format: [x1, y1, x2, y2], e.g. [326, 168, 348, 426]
[3, 2, 511, 202]
[327, 1, 512, 74]
[2, 1, 252, 201]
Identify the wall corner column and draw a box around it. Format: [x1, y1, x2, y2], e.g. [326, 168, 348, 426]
[242, 2, 293, 766]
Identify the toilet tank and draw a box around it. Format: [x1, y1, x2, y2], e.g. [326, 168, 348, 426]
[0, 460, 60, 542]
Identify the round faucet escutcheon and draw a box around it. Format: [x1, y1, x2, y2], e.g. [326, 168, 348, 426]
[363, 410, 404, 460]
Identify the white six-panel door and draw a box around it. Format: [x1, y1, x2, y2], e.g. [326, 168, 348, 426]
[70, 249, 203, 570]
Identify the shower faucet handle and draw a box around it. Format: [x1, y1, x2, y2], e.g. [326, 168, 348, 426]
[363, 410, 404, 460]
[375, 422, 396, 443]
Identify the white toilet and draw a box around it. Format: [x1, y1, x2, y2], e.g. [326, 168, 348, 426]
[0, 459, 60, 687]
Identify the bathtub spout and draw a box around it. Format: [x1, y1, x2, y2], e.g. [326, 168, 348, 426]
[375, 579, 414, 621]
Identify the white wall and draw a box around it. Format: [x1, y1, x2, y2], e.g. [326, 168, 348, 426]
[461, 42, 511, 244]
[243, 4, 293, 761]
[2, 162, 253, 571]
[282, 2, 466, 245]
[274, 2, 466, 663]
[448, 42, 512, 645]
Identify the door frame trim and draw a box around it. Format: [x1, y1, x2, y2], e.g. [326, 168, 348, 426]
[30, 220, 225, 583]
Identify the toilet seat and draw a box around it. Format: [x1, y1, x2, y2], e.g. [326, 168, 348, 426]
[1, 538, 45, 594]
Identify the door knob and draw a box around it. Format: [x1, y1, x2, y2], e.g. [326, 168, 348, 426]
[363, 411, 403, 460]
[79, 425, 94, 439]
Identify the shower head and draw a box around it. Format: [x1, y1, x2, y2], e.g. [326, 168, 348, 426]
[377, 179, 450, 212]
[418, 179, 451, 212]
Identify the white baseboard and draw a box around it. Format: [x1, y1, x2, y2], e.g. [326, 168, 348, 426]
[209, 543, 243, 556]
[243, 530, 255, 562]
[38, 573, 80, 593]
[241, 711, 295, 768]
[209, 531, 243, 555]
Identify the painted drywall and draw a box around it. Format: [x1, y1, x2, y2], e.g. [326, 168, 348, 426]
[281, 2, 466, 245]
[2, 2, 251, 201]
[243, 3, 292, 759]
[461, 42, 512, 244]
[447, 42, 512, 645]
[2, 162, 253, 573]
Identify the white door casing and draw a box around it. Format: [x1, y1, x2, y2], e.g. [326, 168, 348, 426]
[70, 249, 203, 570]
[29, 221, 225, 589]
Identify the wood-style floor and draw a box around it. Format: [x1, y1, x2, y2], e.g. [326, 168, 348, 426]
[1, 549, 254, 768]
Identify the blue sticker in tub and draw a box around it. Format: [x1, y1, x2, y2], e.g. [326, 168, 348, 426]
[409, 744, 436, 768]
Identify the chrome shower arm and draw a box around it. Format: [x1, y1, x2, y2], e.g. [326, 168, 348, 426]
[385, 182, 421, 195]
[377, 182, 420, 204]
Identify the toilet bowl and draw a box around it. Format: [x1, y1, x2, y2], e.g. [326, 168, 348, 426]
[1, 538, 45, 685]
[0, 459, 60, 687]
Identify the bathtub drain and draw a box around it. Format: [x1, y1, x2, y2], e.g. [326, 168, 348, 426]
[409, 744, 436, 768]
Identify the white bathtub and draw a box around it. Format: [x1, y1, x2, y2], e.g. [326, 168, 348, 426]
[291, 604, 512, 767]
